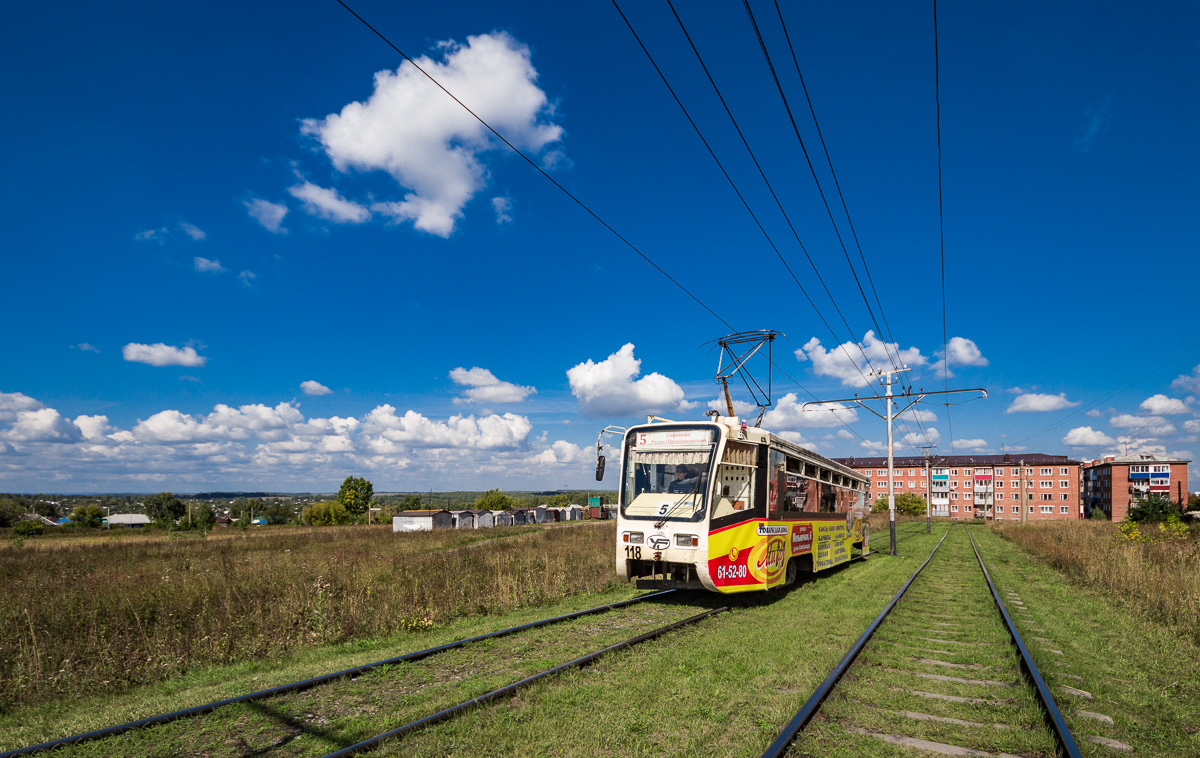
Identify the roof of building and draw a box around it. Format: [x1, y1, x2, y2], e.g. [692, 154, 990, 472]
[393, 510, 447, 517]
[1083, 452, 1192, 468]
[835, 453, 1080, 468]
[103, 513, 152, 525]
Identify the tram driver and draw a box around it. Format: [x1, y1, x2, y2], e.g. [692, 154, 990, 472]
[668, 464, 701, 494]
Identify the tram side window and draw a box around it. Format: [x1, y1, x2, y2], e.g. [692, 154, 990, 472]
[768, 450, 787, 515]
[820, 482, 837, 512]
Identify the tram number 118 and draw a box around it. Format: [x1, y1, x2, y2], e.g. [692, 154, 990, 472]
[624, 545, 642, 560]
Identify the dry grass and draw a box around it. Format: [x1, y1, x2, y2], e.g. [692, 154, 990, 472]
[992, 519, 1200, 644]
[0, 522, 618, 710]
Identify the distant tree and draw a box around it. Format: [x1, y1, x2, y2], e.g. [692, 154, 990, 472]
[144, 492, 185, 525]
[1089, 506, 1109, 520]
[336, 476, 374, 516]
[32, 501, 58, 519]
[474, 488, 512, 511]
[180, 502, 216, 530]
[547, 494, 570, 508]
[12, 519, 43, 537]
[400, 494, 424, 510]
[1127, 494, 1183, 524]
[0, 499, 24, 528]
[69, 504, 104, 528]
[1188, 493, 1200, 512]
[871, 492, 927, 517]
[300, 500, 352, 526]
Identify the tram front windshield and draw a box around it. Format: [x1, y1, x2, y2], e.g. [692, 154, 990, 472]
[620, 428, 715, 523]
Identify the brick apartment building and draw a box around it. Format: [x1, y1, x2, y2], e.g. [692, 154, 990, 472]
[835, 454, 1083, 521]
[1082, 452, 1191, 521]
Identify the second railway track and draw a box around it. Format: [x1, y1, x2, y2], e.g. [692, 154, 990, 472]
[767, 524, 1081, 757]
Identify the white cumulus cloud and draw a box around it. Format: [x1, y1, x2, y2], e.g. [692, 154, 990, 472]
[245, 197, 288, 233]
[0, 391, 43, 422]
[931, 336, 989, 374]
[194, 256, 225, 273]
[122, 343, 207, 367]
[450, 367, 536, 404]
[301, 380, 333, 396]
[762, 394, 859, 429]
[1109, 414, 1176, 437]
[302, 31, 563, 238]
[1063, 426, 1115, 446]
[567, 344, 690, 419]
[6, 408, 82, 442]
[795, 331, 928, 388]
[1006, 392, 1079, 414]
[361, 405, 531, 450]
[1139, 394, 1188, 416]
[951, 438, 988, 451]
[288, 182, 370, 223]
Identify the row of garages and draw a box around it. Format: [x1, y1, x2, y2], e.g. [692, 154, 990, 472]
[392, 505, 616, 532]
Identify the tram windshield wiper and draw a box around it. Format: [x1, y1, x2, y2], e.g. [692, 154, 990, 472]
[655, 479, 703, 528]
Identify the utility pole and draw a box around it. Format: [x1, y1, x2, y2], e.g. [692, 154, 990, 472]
[806, 376, 986, 556]
[917, 445, 935, 534]
[1020, 459, 1027, 523]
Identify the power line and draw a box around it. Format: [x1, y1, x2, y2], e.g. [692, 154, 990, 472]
[333, 0, 874, 447]
[933, 0, 954, 453]
[332, 0, 732, 332]
[613, 0, 883, 395]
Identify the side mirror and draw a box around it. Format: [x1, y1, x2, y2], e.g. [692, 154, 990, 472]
[595, 455, 606, 481]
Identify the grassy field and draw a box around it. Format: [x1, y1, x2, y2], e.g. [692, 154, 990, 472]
[992, 519, 1200, 644]
[0, 522, 618, 710]
[4, 518, 1199, 756]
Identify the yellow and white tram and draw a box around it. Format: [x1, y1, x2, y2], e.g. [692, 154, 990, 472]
[611, 415, 869, 593]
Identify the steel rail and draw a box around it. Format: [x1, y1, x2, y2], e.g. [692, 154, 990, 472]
[322, 605, 730, 758]
[761, 525, 953, 758]
[967, 530, 1082, 758]
[0, 590, 676, 758]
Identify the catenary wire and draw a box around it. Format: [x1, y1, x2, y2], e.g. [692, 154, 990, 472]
[331, 0, 731, 332]
[333, 0, 874, 446]
[612, 0, 882, 396]
[737, 0, 931, 449]
[934, 0, 954, 453]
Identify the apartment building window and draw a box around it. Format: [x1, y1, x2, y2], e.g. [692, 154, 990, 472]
[996, 468, 1005, 475]
[951, 492, 958, 500]
[1060, 467, 1069, 475]
[1040, 505, 1052, 513]
[950, 469, 958, 475]
[951, 481, 958, 489]
[1060, 506, 1070, 513]
[1152, 464, 1169, 473]
[1037, 480, 1050, 488]
[964, 504, 972, 511]
[1029, 505, 1035, 513]
[1059, 480, 1069, 488]
[1026, 468, 1034, 475]
[1040, 493, 1053, 501]
[1028, 493, 1035, 500]
[1011, 505, 1020, 513]
[1060, 494, 1069, 501]
[996, 493, 1005, 501]
[963, 469, 972, 476]
[908, 481, 915, 488]
[995, 480, 1004, 488]
[1011, 481, 1019, 489]
[1040, 468, 1052, 475]
[908, 469, 915, 476]
[877, 469, 886, 476]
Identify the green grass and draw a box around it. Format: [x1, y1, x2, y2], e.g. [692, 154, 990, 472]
[6, 520, 1197, 756]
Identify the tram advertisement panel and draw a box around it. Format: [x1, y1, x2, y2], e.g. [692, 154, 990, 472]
[816, 522, 854, 570]
[709, 521, 805, 590]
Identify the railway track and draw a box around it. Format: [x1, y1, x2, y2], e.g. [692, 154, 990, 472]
[2, 590, 725, 758]
[764, 523, 1082, 757]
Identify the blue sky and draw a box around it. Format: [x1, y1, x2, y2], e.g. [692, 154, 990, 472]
[2, 1, 1198, 493]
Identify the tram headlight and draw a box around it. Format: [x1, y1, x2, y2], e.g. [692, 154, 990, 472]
[675, 534, 699, 547]
[622, 531, 644, 544]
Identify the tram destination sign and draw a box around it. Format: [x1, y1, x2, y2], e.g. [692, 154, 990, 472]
[636, 430, 711, 448]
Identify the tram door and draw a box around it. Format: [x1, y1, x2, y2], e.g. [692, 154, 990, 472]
[711, 441, 758, 522]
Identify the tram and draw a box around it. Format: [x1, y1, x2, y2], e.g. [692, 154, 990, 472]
[602, 414, 870, 593]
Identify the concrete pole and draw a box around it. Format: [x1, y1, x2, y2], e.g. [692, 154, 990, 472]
[925, 456, 931, 534]
[887, 378, 896, 555]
